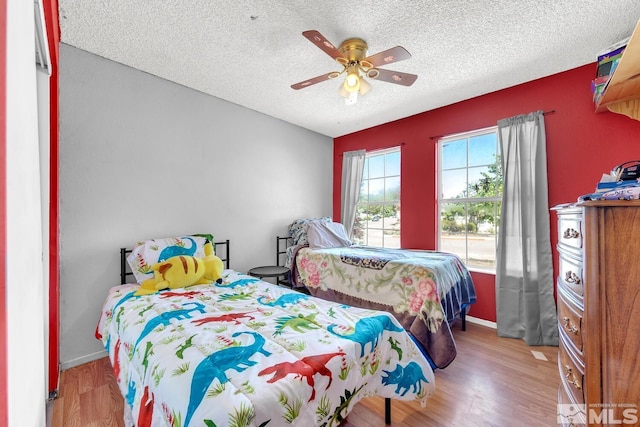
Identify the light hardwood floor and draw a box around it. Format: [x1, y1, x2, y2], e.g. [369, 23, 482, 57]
[50, 321, 560, 426]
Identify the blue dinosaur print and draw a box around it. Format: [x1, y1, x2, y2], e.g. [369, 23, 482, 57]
[381, 361, 428, 396]
[157, 237, 197, 262]
[215, 278, 259, 289]
[111, 291, 136, 315]
[328, 315, 404, 357]
[257, 293, 309, 307]
[184, 331, 272, 427]
[133, 302, 206, 353]
[126, 379, 136, 406]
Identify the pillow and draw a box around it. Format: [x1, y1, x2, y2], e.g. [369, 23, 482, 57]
[288, 217, 332, 245]
[127, 234, 214, 284]
[134, 240, 224, 296]
[307, 221, 352, 249]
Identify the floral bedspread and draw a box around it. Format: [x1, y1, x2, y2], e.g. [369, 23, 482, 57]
[96, 270, 435, 427]
[292, 246, 474, 332]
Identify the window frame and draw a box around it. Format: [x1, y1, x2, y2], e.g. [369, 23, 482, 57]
[437, 126, 501, 274]
[354, 146, 401, 248]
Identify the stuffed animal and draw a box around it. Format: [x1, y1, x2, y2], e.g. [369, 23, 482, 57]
[134, 241, 224, 296]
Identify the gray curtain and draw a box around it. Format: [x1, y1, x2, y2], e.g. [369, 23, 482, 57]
[496, 111, 558, 346]
[340, 150, 366, 238]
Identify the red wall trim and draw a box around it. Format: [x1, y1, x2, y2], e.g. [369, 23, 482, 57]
[43, 0, 60, 395]
[0, 0, 8, 421]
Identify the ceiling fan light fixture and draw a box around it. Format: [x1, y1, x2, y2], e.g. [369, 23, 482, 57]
[292, 31, 417, 101]
[344, 67, 360, 93]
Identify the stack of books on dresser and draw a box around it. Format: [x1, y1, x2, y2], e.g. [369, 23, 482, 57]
[578, 162, 640, 202]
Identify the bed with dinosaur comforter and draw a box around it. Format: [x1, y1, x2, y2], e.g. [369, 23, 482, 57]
[96, 269, 435, 427]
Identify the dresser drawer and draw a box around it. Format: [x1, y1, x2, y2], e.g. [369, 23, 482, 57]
[558, 385, 586, 426]
[559, 335, 584, 405]
[558, 254, 583, 301]
[557, 288, 583, 354]
[557, 211, 583, 252]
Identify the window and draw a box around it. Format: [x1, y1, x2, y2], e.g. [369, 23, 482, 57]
[438, 127, 501, 272]
[353, 148, 400, 248]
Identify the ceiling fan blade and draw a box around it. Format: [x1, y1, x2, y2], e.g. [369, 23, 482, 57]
[302, 30, 343, 60]
[364, 46, 411, 67]
[291, 72, 337, 90]
[372, 69, 418, 86]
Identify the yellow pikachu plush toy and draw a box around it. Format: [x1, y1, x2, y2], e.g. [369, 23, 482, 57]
[134, 241, 224, 296]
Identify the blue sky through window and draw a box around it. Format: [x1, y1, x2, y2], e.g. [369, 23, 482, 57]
[441, 130, 498, 199]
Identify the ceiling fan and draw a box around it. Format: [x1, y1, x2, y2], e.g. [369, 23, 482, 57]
[291, 30, 418, 105]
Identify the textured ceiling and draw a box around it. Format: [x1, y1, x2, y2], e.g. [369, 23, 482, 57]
[58, 1, 640, 138]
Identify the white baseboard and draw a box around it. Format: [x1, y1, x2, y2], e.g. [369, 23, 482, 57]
[466, 315, 497, 329]
[60, 349, 107, 371]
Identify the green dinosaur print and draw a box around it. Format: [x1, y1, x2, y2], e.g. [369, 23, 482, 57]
[138, 304, 155, 317]
[323, 385, 364, 427]
[176, 334, 196, 359]
[142, 341, 153, 376]
[115, 306, 125, 328]
[388, 336, 403, 360]
[273, 313, 321, 336]
[218, 292, 253, 302]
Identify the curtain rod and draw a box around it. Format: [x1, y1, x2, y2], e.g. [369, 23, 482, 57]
[338, 142, 405, 156]
[428, 109, 556, 140]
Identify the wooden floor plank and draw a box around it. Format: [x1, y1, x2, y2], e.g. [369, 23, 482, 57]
[51, 322, 560, 426]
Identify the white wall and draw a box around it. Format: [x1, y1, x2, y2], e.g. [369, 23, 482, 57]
[7, 0, 48, 425]
[37, 61, 51, 399]
[58, 44, 333, 368]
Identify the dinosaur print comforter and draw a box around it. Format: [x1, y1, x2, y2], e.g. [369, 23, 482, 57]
[96, 270, 435, 427]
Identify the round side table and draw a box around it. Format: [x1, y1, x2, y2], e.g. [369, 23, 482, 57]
[247, 265, 290, 287]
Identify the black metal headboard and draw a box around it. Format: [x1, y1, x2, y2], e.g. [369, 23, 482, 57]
[120, 239, 231, 285]
[276, 235, 293, 267]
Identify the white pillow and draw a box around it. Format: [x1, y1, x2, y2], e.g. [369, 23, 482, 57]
[288, 217, 332, 245]
[307, 222, 352, 249]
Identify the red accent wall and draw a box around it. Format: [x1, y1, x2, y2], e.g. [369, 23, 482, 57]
[0, 0, 7, 422]
[333, 64, 640, 322]
[43, 0, 60, 394]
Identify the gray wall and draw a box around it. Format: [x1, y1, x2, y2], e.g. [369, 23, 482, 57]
[59, 44, 333, 368]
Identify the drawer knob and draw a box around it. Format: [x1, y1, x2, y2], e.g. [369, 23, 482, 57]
[564, 365, 582, 390]
[563, 228, 580, 239]
[565, 271, 581, 285]
[562, 317, 579, 335]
